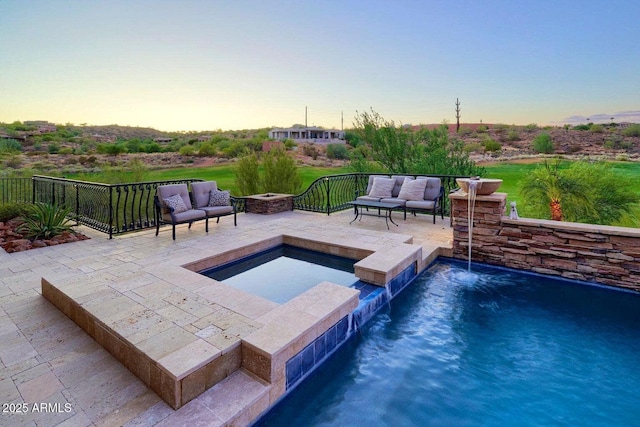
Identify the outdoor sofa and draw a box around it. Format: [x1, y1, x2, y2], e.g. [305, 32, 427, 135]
[154, 182, 236, 240]
[355, 175, 445, 223]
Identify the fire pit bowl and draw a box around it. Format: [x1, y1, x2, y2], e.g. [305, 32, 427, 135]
[456, 178, 503, 195]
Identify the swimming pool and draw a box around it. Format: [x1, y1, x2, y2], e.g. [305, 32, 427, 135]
[200, 244, 359, 303]
[257, 260, 640, 426]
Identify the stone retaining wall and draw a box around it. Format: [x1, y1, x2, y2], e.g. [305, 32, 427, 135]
[450, 192, 640, 292]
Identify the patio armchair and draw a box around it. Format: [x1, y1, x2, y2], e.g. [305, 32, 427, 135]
[190, 181, 237, 227]
[155, 183, 208, 240]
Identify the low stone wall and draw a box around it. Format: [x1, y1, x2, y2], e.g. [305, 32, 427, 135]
[450, 192, 640, 292]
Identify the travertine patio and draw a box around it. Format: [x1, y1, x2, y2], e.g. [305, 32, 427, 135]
[0, 209, 451, 426]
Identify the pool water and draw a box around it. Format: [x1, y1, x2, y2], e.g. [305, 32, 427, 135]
[257, 261, 640, 426]
[200, 245, 358, 304]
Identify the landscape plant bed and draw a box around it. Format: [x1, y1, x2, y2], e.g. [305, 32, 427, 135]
[0, 218, 89, 253]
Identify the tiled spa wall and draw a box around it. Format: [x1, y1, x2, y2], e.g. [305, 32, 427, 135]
[284, 262, 418, 391]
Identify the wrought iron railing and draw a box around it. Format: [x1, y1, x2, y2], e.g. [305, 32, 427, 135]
[3, 173, 466, 238]
[293, 173, 466, 215]
[0, 177, 32, 205]
[32, 176, 204, 238]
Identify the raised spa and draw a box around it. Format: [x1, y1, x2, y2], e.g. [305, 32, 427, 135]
[200, 244, 359, 303]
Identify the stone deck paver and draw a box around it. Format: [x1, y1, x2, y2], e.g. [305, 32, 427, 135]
[0, 209, 452, 426]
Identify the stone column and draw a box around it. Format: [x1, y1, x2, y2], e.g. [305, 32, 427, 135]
[449, 192, 507, 264]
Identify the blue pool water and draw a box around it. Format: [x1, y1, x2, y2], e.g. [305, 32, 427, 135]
[258, 261, 640, 426]
[200, 245, 358, 304]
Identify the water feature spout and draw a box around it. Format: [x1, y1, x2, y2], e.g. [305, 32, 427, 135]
[466, 179, 480, 271]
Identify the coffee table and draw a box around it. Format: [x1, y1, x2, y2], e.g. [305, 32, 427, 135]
[348, 200, 403, 229]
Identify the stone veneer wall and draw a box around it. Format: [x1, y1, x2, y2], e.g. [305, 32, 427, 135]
[245, 194, 293, 215]
[450, 192, 640, 292]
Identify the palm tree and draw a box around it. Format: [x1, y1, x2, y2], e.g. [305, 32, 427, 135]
[520, 161, 592, 221]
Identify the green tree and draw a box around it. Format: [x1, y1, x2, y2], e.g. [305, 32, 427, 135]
[353, 108, 418, 173]
[234, 152, 261, 195]
[520, 161, 637, 224]
[262, 149, 302, 194]
[353, 109, 482, 176]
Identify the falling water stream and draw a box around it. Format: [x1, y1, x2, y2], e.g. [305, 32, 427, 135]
[466, 179, 480, 271]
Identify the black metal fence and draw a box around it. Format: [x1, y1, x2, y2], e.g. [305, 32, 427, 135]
[1, 173, 465, 238]
[31, 176, 204, 238]
[0, 178, 32, 205]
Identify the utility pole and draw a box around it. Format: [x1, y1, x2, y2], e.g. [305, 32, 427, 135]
[341, 111, 343, 131]
[305, 106, 308, 127]
[455, 98, 461, 132]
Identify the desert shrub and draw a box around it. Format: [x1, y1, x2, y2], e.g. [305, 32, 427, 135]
[622, 124, 640, 137]
[197, 142, 217, 157]
[572, 124, 590, 131]
[566, 144, 582, 153]
[234, 152, 261, 195]
[96, 143, 126, 155]
[344, 130, 361, 147]
[620, 140, 633, 150]
[283, 139, 296, 150]
[18, 202, 74, 240]
[476, 125, 488, 133]
[4, 155, 22, 169]
[142, 142, 162, 153]
[58, 147, 73, 155]
[326, 143, 349, 159]
[221, 141, 246, 158]
[507, 129, 521, 141]
[524, 123, 538, 132]
[262, 149, 302, 194]
[302, 145, 319, 160]
[532, 133, 554, 153]
[0, 203, 29, 222]
[463, 142, 484, 153]
[589, 124, 605, 133]
[47, 143, 60, 154]
[483, 139, 502, 152]
[64, 157, 78, 165]
[457, 126, 473, 136]
[179, 145, 196, 156]
[0, 138, 23, 153]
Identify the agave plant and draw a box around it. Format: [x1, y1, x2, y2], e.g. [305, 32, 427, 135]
[17, 202, 74, 240]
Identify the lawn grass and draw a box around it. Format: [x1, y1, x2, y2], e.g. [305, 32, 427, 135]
[67, 164, 352, 195]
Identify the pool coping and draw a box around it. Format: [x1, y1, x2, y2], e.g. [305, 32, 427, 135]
[41, 223, 436, 418]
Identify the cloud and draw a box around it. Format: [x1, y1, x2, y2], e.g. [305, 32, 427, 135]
[555, 111, 640, 125]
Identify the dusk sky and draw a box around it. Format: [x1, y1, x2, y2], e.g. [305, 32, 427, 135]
[1, 0, 639, 131]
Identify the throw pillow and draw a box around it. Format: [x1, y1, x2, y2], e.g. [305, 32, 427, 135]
[163, 194, 188, 214]
[209, 189, 230, 207]
[368, 177, 395, 198]
[398, 178, 427, 201]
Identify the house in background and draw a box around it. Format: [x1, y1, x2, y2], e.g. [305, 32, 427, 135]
[269, 126, 344, 144]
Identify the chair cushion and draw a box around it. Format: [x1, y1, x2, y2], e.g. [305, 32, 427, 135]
[391, 176, 409, 197]
[191, 181, 218, 208]
[365, 175, 387, 195]
[163, 194, 188, 214]
[357, 195, 382, 202]
[170, 209, 207, 222]
[157, 184, 193, 210]
[369, 177, 395, 198]
[209, 189, 230, 207]
[419, 177, 442, 200]
[398, 178, 427, 201]
[381, 197, 406, 206]
[406, 200, 435, 210]
[201, 205, 233, 216]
